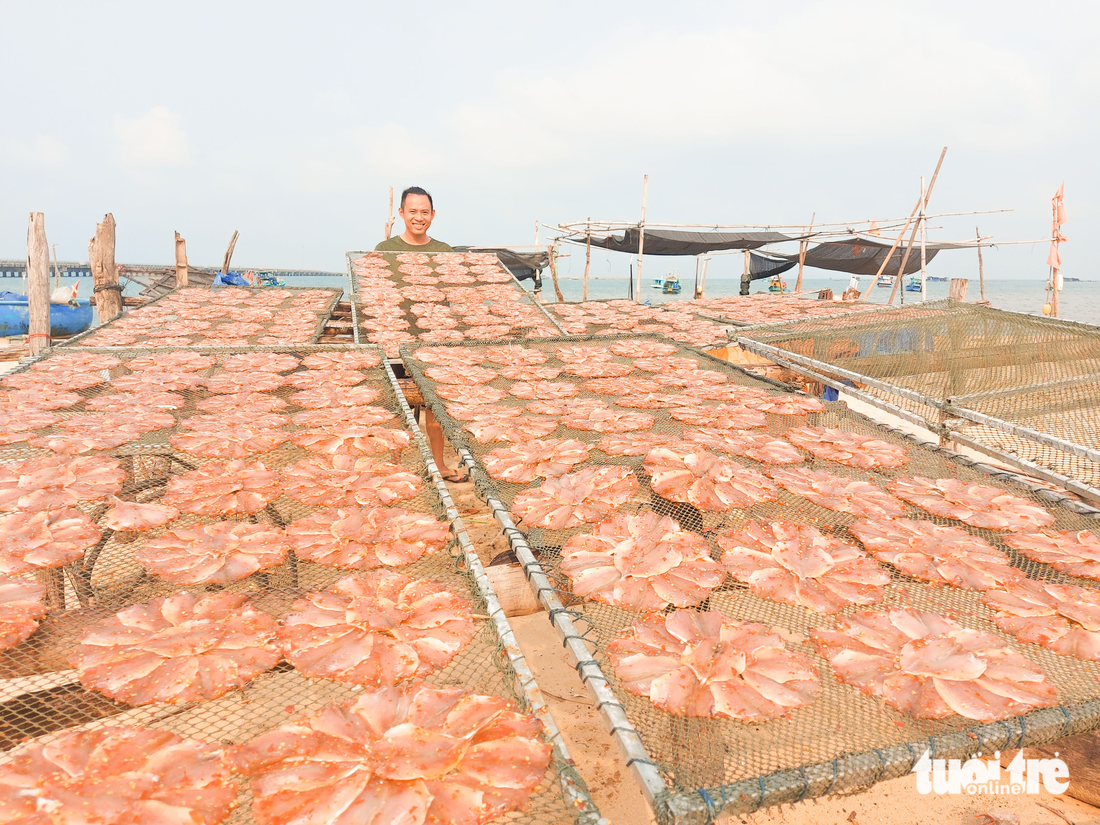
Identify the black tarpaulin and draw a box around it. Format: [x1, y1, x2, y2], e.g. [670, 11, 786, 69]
[748, 251, 798, 281]
[453, 246, 546, 284]
[577, 228, 794, 256]
[773, 242, 938, 276]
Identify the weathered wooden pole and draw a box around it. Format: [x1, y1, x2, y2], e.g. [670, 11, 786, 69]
[385, 187, 395, 240]
[27, 213, 51, 355]
[635, 174, 649, 303]
[699, 255, 710, 297]
[89, 213, 122, 321]
[794, 212, 815, 293]
[220, 230, 239, 277]
[582, 219, 591, 301]
[888, 147, 947, 305]
[548, 243, 564, 303]
[867, 197, 921, 298]
[174, 232, 188, 286]
[741, 249, 750, 295]
[919, 176, 928, 302]
[51, 243, 61, 290]
[975, 226, 989, 304]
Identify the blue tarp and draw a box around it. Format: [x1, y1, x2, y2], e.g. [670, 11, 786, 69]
[213, 271, 251, 287]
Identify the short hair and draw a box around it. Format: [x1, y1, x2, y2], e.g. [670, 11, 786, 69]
[401, 186, 433, 210]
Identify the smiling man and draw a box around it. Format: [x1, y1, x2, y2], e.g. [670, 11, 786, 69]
[374, 186, 466, 482]
[375, 186, 453, 252]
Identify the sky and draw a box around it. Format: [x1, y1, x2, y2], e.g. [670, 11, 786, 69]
[1, 1, 1096, 283]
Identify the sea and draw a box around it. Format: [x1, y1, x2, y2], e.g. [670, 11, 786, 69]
[6, 272, 1099, 329]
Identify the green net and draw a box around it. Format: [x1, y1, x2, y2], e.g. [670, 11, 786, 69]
[738, 300, 1100, 495]
[401, 332, 1100, 822]
[0, 344, 598, 825]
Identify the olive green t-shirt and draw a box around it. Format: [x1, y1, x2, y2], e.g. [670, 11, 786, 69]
[374, 236, 454, 253]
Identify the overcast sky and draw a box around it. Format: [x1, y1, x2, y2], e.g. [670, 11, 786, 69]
[2, 1, 1095, 282]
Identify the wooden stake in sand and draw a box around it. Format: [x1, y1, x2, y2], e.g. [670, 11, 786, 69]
[51, 243, 61, 291]
[27, 212, 51, 356]
[888, 147, 947, 306]
[583, 219, 591, 301]
[220, 230, 239, 278]
[635, 174, 648, 303]
[976, 226, 989, 304]
[89, 213, 122, 322]
[174, 232, 188, 287]
[385, 187, 395, 240]
[548, 243, 564, 303]
[794, 212, 815, 293]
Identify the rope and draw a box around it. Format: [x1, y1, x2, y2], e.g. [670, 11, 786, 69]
[24, 332, 52, 347]
[92, 284, 124, 293]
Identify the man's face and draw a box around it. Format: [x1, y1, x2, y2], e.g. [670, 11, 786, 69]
[400, 194, 434, 235]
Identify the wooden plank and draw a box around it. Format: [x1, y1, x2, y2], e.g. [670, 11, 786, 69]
[26, 212, 51, 356]
[220, 230, 239, 276]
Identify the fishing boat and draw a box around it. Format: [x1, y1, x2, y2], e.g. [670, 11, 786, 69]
[876, 274, 897, 288]
[0, 293, 94, 338]
[650, 278, 664, 289]
[768, 275, 787, 293]
[904, 277, 922, 292]
[662, 274, 682, 294]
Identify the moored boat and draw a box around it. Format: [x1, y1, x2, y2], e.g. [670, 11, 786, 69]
[0, 297, 94, 338]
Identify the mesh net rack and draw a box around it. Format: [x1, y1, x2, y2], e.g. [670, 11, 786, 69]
[0, 343, 600, 825]
[62, 285, 342, 348]
[736, 299, 1100, 502]
[400, 332, 1100, 823]
[346, 250, 565, 354]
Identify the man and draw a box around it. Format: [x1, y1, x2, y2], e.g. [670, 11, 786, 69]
[375, 187, 453, 253]
[376, 186, 468, 482]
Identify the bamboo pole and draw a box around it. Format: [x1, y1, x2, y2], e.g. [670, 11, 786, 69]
[220, 230, 239, 277]
[700, 256, 710, 297]
[919, 176, 928, 302]
[794, 212, 815, 293]
[548, 243, 564, 302]
[89, 213, 122, 322]
[532, 222, 541, 303]
[635, 174, 648, 303]
[583, 219, 591, 301]
[693, 256, 701, 299]
[385, 187, 395, 239]
[888, 147, 947, 305]
[174, 232, 188, 286]
[27, 213, 51, 356]
[976, 226, 988, 304]
[740, 249, 750, 295]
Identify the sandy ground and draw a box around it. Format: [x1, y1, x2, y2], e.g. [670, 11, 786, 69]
[438, 424, 1100, 825]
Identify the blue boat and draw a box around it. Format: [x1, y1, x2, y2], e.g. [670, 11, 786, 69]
[0, 296, 94, 338]
[904, 277, 922, 292]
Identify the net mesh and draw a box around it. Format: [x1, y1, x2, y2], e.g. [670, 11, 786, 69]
[401, 332, 1100, 819]
[739, 300, 1100, 491]
[0, 344, 595, 825]
[346, 251, 561, 356]
[67, 286, 342, 348]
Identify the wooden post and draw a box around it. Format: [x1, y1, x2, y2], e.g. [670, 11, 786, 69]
[949, 278, 969, 300]
[740, 249, 751, 295]
[635, 174, 649, 303]
[794, 211, 815, 293]
[583, 219, 591, 301]
[699, 255, 710, 297]
[384, 187, 395, 240]
[889, 147, 947, 305]
[532, 222, 541, 303]
[548, 243, 564, 303]
[919, 176, 928, 302]
[27, 212, 51, 355]
[867, 197, 921, 298]
[89, 213, 122, 322]
[693, 256, 702, 299]
[174, 232, 188, 286]
[220, 230, 239, 277]
[976, 226, 988, 304]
